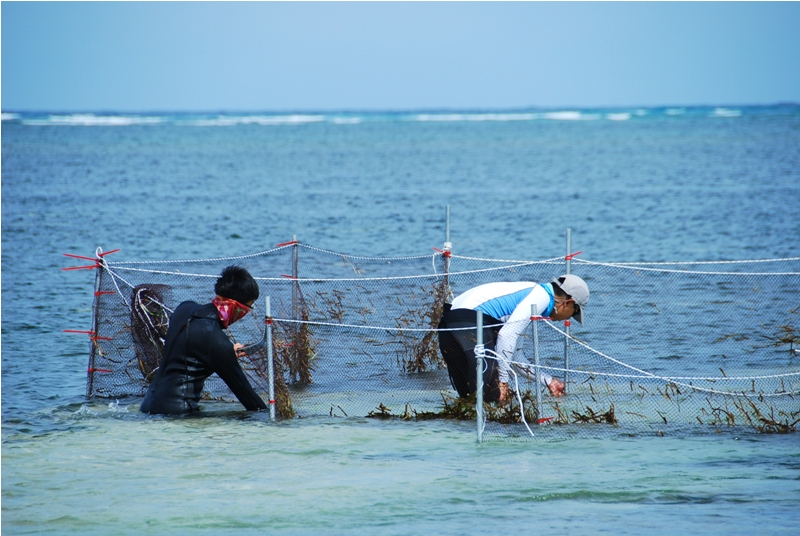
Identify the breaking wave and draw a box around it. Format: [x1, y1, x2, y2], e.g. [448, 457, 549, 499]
[0, 106, 779, 128]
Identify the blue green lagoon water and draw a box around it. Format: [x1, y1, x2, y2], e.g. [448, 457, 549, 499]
[2, 107, 799, 534]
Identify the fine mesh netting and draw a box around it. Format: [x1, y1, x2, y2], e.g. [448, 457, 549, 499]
[72, 243, 800, 439]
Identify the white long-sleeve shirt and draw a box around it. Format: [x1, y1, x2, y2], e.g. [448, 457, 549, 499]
[450, 281, 555, 385]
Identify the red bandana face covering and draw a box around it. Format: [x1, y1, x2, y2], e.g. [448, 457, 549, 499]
[212, 296, 252, 329]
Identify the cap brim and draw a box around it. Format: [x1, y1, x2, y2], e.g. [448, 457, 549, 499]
[572, 305, 584, 325]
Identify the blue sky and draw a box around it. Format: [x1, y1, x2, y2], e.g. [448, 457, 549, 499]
[2, 1, 799, 112]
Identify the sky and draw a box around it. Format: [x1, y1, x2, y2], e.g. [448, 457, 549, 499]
[2, 1, 799, 112]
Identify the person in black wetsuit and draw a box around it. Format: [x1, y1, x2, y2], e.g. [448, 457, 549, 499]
[140, 265, 268, 415]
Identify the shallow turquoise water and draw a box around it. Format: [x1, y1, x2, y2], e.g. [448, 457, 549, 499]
[2, 107, 800, 534]
[4, 400, 800, 535]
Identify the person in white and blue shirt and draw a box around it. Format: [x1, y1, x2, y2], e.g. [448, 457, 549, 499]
[437, 275, 589, 403]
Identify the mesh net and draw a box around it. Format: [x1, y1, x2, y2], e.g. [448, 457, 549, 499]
[75, 244, 800, 438]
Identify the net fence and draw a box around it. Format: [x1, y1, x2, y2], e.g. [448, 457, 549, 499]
[69, 243, 800, 439]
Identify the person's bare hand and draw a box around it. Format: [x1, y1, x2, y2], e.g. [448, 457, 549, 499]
[233, 343, 247, 359]
[548, 378, 565, 397]
[499, 382, 510, 403]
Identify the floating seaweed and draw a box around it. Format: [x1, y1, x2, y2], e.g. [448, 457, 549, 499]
[570, 404, 618, 424]
[550, 402, 571, 424]
[365, 393, 476, 421]
[366, 389, 542, 425]
[730, 394, 799, 434]
[485, 390, 539, 424]
[760, 322, 799, 355]
[366, 403, 393, 419]
[703, 396, 736, 427]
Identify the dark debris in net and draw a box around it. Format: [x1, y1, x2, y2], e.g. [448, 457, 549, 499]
[129, 284, 171, 383]
[395, 279, 449, 374]
[274, 309, 316, 386]
[241, 345, 295, 419]
[705, 393, 800, 434]
[366, 389, 548, 425]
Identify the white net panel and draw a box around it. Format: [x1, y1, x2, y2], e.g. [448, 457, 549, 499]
[74, 244, 800, 438]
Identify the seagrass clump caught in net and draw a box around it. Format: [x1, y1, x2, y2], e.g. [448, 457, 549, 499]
[395, 278, 449, 374]
[73, 243, 800, 438]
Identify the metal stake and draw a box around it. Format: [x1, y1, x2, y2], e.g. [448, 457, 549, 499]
[445, 205, 451, 245]
[265, 296, 276, 421]
[444, 205, 452, 297]
[564, 228, 571, 393]
[476, 312, 484, 443]
[532, 304, 542, 420]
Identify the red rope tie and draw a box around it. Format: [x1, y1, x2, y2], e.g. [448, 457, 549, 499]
[94, 291, 115, 296]
[63, 253, 97, 262]
[432, 247, 452, 258]
[264, 318, 274, 325]
[564, 320, 571, 327]
[64, 329, 113, 341]
[62, 264, 100, 271]
[537, 417, 555, 424]
[88, 368, 112, 373]
[565, 250, 583, 261]
[275, 240, 299, 247]
[280, 274, 298, 280]
[268, 399, 277, 405]
[62, 248, 119, 270]
[530, 316, 550, 321]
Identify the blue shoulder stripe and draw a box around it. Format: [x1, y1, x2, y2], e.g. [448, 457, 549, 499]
[475, 287, 535, 320]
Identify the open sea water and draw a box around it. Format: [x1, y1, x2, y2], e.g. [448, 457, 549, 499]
[2, 107, 800, 534]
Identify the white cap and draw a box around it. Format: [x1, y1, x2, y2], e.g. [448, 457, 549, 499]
[552, 274, 590, 324]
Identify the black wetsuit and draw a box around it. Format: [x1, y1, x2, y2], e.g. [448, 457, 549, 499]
[437, 304, 503, 403]
[140, 301, 267, 415]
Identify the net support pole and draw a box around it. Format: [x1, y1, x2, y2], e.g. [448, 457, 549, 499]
[564, 228, 571, 393]
[86, 257, 103, 398]
[532, 304, 542, 420]
[443, 205, 452, 299]
[476, 312, 484, 444]
[445, 205, 451, 245]
[265, 295, 276, 422]
[292, 234, 299, 322]
[566, 228, 572, 275]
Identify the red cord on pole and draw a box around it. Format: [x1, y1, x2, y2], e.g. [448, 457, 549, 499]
[94, 291, 115, 296]
[63, 253, 96, 261]
[62, 248, 119, 270]
[61, 265, 99, 271]
[88, 368, 112, 373]
[565, 250, 583, 261]
[64, 330, 112, 341]
[275, 240, 299, 247]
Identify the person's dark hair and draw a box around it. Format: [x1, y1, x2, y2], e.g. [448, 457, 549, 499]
[552, 278, 570, 298]
[215, 265, 259, 304]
